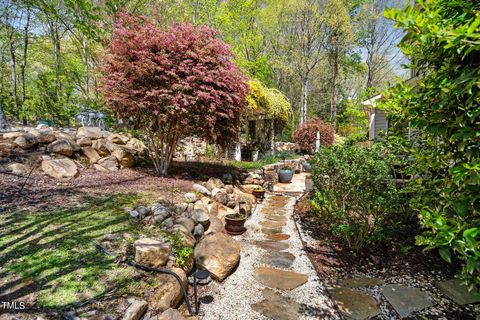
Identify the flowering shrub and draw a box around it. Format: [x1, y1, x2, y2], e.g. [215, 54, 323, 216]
[100, 14, 248, 175]
[293, 118, 335, 153]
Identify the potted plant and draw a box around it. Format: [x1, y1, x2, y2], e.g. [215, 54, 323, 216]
[278, 165, 294, 183]
[303, 162, 312, 172]
[225, 201, 249, 235]
[252, 186, 266, 200]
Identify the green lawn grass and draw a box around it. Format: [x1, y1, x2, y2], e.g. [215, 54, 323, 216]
[0, 193, 155, 309]
[225, 152, 301, 170]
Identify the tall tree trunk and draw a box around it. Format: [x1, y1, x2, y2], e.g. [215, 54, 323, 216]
[366, 48, 374, 89]
[82, 37, 89, 111]
[49, 19, 61, 92]
[330, 51, 339, 127]
[299, 76, 309, 126]
[0, 102, 7, 130]
[20, 11, 31, 125]
[9, 33, 19, 120]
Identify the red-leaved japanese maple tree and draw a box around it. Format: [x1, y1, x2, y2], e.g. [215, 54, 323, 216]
[100, 14, 248, 175]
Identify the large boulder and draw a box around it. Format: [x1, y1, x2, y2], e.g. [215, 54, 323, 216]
[41, 159, 79, 179]
[241, 184, 263, 194]
[92, 139, 111, 156]
[82, 147, 101, 164]
[123, 299, 148, 320]
[244, 171, 265, 185]
[112, 148, 135, 168]
[233, 188, 256, 214]
[37, 131, 57, 144]
[175, 217, 195, 234]
[148, 267, 187, 312]
[97, 155, 119, 171]
[206, 177, 224, 191]
[55, 131, 76, 141]
[14, 133, 38, 149]
[108, 133, 129, 145]
[194, 233, 240, 281]
[157, 308, 185, 320]
[193, 224, 204, 238]
[263, 165, 278, 185]
[193, 200, 209, 214]
[222, 173, 233, 185]
[176, 229, 196, 248]
[192, 184, 211, 196]
[205, 216, 225, 235]
[216, 203, 236, 221]
[174, 203, 188, 215]
[77, 126, 102, 140]
[47, 139, 74, 157]
[212, 188, 229, 206]
[152, 202, 171, 223]
[3, 131, 23, 140]
[126, 137, 147, 155]
[191, 209, 210, 227]
[76, 137, 92, 147]
[8, 163, 29, 175]
[134, 238, 171, 268]
[184, 193, 197, 203]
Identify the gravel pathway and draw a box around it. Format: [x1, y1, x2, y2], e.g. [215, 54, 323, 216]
[202, 192, 339, 320]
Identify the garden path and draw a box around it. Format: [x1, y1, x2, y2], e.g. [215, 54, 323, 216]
[202, 173, 339, 320]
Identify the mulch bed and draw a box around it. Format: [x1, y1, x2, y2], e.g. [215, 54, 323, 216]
[0, 166, 196, 212]
[295, 196, 479, 320]
[0, 159, 246, 212]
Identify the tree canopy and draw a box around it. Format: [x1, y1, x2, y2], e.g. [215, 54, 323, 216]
[100, 14, 248, 175]
[0, 0, 407, 135]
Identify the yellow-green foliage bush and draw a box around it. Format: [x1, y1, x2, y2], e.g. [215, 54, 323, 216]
[246, 79, 290, 120]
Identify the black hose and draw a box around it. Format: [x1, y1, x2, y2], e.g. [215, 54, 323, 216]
[92, 241, 194, 316]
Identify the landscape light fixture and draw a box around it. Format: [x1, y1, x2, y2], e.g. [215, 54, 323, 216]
[192, 268, 211, 315]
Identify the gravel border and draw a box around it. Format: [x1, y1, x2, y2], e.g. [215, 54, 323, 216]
[201, 193, 339, 320]
[295, 215, 480, 320]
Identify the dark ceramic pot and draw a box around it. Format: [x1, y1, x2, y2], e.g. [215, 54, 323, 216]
[225, 214, 247, 235]
[252, 189, 266, 200]
[278, 169, 294, 183]
[303, 162, 312, 172]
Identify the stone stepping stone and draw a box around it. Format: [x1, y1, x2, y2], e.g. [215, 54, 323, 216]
[260, 220, 286, 228]
[251, 288, 301, 320]
[342, 277, 384, 288]
[261, 251, 295, 269]
[254, 240, 289, 251]
[262, 228, 284, 235]
[262, 210, 287, 216]
[267, 234, 290, 241]
[264, 215, 287, 222]
[381, 285, 432, 318]
[331, 287, 380, 320]
[254, 267, 307, 290]
[437, 279, 480, 305]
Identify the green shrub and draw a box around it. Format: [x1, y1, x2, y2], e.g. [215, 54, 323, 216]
[344, 133, 368, 146]
[310, 144, 400, 251]
[385, 0, 480, 290]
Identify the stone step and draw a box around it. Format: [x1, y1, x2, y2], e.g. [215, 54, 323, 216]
[261, 251, 295, 269]
[254, 240, 289, 251]
[251, 288, 302, 320]
[254, 267, 308, 290]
